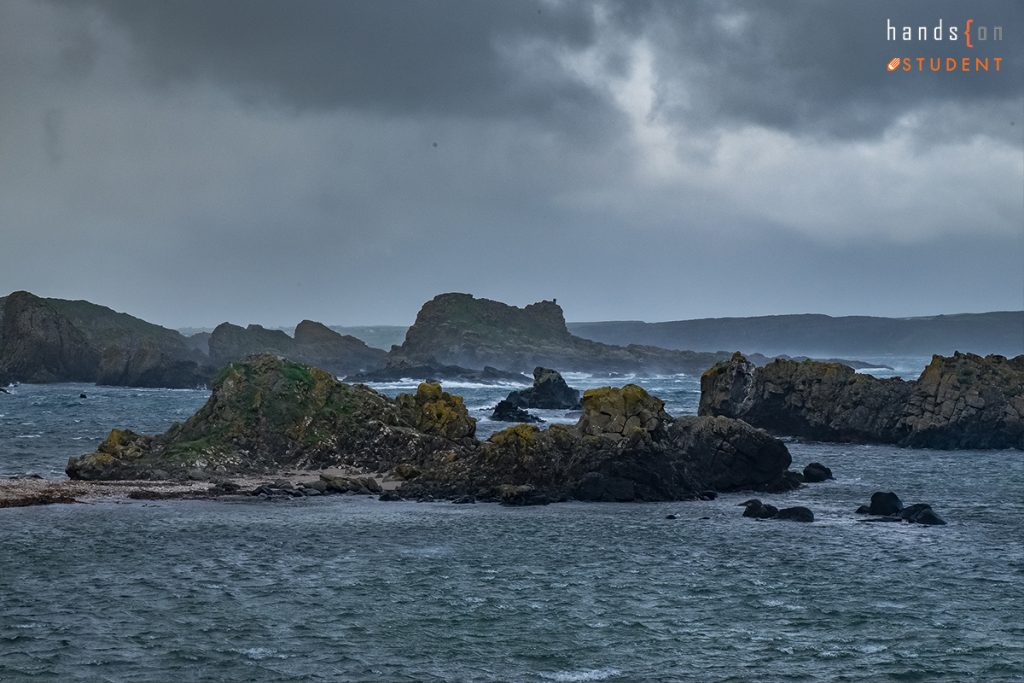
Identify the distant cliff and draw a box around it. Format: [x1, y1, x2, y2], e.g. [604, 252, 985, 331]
[0, 291, 211, 388]
[0, 291, 385, 388]
[390, 293, 735, 374]
[570, 312, 1024, 358]
[699, 352, 1024, 449]
[208, 320, 386, 376]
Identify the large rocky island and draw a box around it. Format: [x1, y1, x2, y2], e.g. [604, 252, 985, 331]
[0, 291, 385, 388]
[66, 354, 797, 502]
[700, 352, 1024, 449]
[381, 293, 751, 376]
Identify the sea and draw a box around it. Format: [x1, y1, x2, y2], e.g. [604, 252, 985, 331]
[1, 357, 1022, 682]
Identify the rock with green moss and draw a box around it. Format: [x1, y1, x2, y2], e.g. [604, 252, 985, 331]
[67, 355, 471, 480]
[699, 352, 1023, 449]
[395, 382, 476, 441]
[70, 356, 798, 500]
[405, 384, 794, 502]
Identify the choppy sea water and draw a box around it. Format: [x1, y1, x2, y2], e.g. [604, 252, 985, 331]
[2, 359, 1023, 681]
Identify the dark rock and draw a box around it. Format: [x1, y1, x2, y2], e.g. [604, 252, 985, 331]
[378, 491, 403, 502]
[855, 505, 871, 514]
[491, 399, 543, 423]
[0, 291, 100, 383]
[739, 499, 778, 519]
[665, 514, 677, 519]
[700, 352, 1024, 450]
[451, 495, 476, 504]
[389, 292, 737, 375]
[395, 382, 476, 441]
[501, 367, 581, 410]
[867, 491, 903, 516]
[775, 506, 814, 522]
[69, 357, 796, 506]
[292, 320, 387, 376]
[899, 503, 947, 525]
[802, 462, 833, 483]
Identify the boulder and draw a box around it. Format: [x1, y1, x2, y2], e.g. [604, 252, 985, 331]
[739, 499, 778, 519]
[802, 462, 834, 483]
[899, 503, 947, 525]
[491, 399, 543, 423]
[500, 367, 581, 410]
[865, 491, 903, 516]
[775, 506, 814, 522]
[578, 384, 670, 439]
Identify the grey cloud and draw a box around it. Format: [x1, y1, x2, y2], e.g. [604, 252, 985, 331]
[68, 0, 611, 128]
[635, 0, 1023, 141]
[0, 0, 1019, 328]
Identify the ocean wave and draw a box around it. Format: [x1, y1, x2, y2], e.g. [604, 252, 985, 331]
[540, 668, 621, 682]
[361, 379, 529, 391]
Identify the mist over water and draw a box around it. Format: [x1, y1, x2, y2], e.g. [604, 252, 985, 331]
[2, 360, 1022, 681]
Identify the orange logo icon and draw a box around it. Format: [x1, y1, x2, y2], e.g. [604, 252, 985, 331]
[887, 57, 901, 71]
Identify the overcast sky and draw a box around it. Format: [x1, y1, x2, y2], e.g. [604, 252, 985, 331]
[1, 0, 1021, 328]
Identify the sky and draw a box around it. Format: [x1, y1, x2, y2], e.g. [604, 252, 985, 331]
[1, 0, 1022, 328]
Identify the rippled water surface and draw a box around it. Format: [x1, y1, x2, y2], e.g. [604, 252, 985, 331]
[2, 364, 1023, 681]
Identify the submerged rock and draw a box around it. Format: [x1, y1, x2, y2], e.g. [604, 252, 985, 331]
[739, 499, 813, 522]
[739, 499, 778, 519]
[699, 352, 1024, 450]
[775, 506, 814, 522]
[855, 492, 946, 525]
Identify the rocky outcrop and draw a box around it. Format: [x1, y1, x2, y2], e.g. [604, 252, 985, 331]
[67, 355, 470, 480]
[0, 292, 99, 383]
[391, 293, 736, 374]
[405, 384, 796, 501]
[699, 352, 1023, 450]
[208, 320, 387, 378]
[208, 323, 294, 366]
[802, 462, 834, 483]
[0, 291, 213, 388]
[70, 356, 797, 503]
[855, 492, 946, 525]
[899, 353, 1024, 449]
[491, 399, 543, 423]
[293, 320, 386, 374]
[395, 382, 476, 442]
[497, 367, 580, 411]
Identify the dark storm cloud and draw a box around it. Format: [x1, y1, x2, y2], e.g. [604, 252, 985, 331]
[0, 0, 1020, 328]
[635, 0, 1022, 140]
[68, 0, 1023, 141]
[71, 0, 609, 125]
